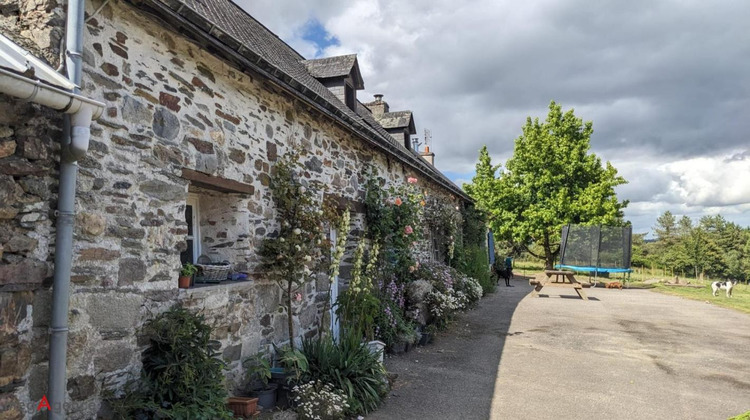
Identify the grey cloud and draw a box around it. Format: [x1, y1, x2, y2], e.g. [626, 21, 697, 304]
[239, 0, 750, 232]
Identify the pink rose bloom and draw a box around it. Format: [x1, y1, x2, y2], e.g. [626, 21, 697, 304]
[394, 197, 403, 206]
[295, 293, 303, 302]
[404, 225, 413, 235]
[407, 177, 418, 184]
[408, 265, 416, 273]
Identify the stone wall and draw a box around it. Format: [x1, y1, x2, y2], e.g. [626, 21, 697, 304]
[0, 0, 463, 418]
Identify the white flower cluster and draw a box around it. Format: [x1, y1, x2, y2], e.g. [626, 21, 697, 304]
[425, 289, 460, 318]
[460, 276, 484, 303]
[293, 380, 349, 420]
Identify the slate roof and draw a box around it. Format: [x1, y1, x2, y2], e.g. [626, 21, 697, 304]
[134, 0, 469, 201]
[376, 111, 415, 132]
[302, 55, 364, 89]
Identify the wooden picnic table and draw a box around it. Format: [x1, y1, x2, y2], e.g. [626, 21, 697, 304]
[529, 270, 589, 300]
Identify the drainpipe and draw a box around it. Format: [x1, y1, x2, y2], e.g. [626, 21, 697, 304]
[0, 1, 102, 417]
[48, 0, 90, 417]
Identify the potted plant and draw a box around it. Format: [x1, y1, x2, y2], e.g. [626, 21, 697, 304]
[271, 346, 309, 408]
[178, 263, 197, 289]
[244, 352, 277, 411]
[227, 396, 259, 417]
[419, 324, 436, 346]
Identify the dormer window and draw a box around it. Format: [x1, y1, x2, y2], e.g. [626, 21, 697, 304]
[302, 54, 364, 112]
[345, 84, 356, 110]
[363, 95, 417, 150]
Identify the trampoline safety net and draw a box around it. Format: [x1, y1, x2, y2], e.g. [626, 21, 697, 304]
[559, 225, 632, 272]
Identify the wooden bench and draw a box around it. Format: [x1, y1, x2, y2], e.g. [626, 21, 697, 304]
[530, 270, 589, 300]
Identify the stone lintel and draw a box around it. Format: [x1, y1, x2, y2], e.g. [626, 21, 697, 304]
[181, 168, 254, 194]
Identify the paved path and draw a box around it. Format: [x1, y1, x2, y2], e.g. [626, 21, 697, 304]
[368, 279, 750, 420]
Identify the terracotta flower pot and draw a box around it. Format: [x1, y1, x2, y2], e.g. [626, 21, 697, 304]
[228, 396, 259, 417]
[178, 275, 192, 289]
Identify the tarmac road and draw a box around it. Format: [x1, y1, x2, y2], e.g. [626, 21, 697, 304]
[368, 278, 750, 420]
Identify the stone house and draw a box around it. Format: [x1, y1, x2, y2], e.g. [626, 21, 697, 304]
[0, 0, 471, 417]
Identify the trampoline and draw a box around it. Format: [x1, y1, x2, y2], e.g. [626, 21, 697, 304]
[555, 225, 633, 279]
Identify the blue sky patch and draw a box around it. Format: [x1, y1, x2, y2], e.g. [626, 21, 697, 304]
[301, 18, 340, 57]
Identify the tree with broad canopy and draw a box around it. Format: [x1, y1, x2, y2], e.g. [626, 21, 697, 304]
[465, 101, 628, 269]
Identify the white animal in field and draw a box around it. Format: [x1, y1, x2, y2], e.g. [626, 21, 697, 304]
[711, 280, 737, 298]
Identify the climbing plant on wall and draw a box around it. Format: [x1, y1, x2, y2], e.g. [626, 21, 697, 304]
[363, 170, 424, 281]
[423, 196, 462, 265]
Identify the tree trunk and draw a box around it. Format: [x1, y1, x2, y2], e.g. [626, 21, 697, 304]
[287, 283, 295, 350]
[543, 233, 554, 270]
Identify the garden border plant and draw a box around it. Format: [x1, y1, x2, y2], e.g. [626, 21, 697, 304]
[107, 305, 233, 419]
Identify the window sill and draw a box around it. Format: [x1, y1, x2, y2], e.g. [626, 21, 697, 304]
[178, 279, 255, 298]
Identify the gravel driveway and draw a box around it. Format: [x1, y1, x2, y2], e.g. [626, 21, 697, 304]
[368, 279, 750, 420]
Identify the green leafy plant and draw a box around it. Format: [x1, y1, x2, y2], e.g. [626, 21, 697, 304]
[108, 305, 232, 419]
[180, 263, 198, 277]
[244, 352, 272, 389]
[463, 245, 495, 294]
[300, 330, 388, 416]
[276, 346, 309, 383]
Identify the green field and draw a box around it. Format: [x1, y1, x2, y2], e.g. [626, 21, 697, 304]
[651, 282, 750, 315]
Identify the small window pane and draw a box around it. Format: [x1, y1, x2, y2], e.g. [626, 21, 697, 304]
[185, 205, 193, 236]
[181, 240, 194, 264]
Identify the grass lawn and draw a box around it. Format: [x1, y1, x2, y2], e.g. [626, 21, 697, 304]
[651, 282, 750, 315]
[511, 260, 750, 314]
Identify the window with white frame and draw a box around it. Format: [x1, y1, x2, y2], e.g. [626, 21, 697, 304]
[180, 193, 201, 264]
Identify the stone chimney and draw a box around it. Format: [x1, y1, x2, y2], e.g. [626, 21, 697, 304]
[368, 94, 389, 116]
[421, 145, 435, 166]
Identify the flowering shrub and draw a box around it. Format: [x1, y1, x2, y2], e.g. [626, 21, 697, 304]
[293, 380, 349, 420]
[454, 275, 484, 305]
[373, 275, 416, 349]
[363, 172, 424, 280]
[415, 261, 484, 327]
[424, 289, 460, 319]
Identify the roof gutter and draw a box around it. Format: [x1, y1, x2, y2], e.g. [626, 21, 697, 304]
[0, 68, 104, 128]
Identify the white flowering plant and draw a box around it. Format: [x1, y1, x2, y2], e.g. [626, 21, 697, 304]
[416, 261, 484, 328]
[293, 380, 349, 420]
[259, 149, 331, 350]
[454, 274, 483, 306]
[425, 289, 460, 320]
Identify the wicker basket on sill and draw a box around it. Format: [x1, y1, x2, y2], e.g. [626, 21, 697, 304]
[195, 262, 231, 283]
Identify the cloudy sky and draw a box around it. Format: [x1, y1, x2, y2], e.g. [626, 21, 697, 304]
[239, 0, 750, 236]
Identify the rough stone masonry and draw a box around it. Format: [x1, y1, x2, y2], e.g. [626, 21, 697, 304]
[0, 0, 464, 418]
